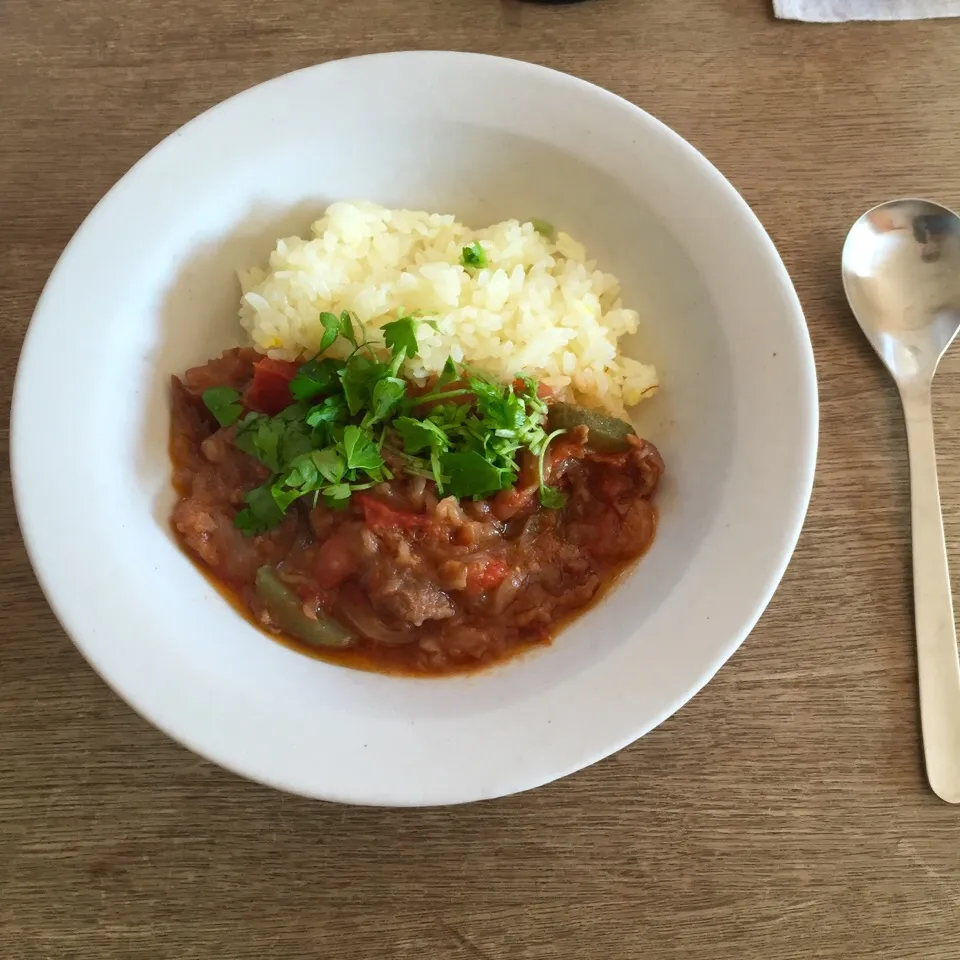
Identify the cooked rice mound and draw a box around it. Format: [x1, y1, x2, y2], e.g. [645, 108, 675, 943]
[239, 201, 658, 415]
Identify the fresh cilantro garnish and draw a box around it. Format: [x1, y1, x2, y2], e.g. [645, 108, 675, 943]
[310, 447, 347, 484]
[470, 377, 526, 431]
[234, 414, 284, 472]
[234, 482, 285, 535]
[338, 353, 378, 416]
[290, 356, 343, 402]
[305, 394, 348, 428]
[394, 415, 450, 487]
[202, 386, 244, 427]
[460, 242, 487, 269]
[277, 419, 315, 467]
[271, 448, 347, 510]
[208, 308, 566, 534]
[318, 312, 340, 353]
[537, 428, 567, 509]
[337, 311, 357, 346]
[341, 425, 384, 473]
[322, 483, 353, 506]
[382, 315, 420, 360]
[440, 451, 510, 499]
[539, 485, 566, 509]
[363, 377, 406, 428]
[402, 386, 473, 409]
[393, 416, 450, 455]
[434, 356, 458, 391]
[392, 374, 561, 503]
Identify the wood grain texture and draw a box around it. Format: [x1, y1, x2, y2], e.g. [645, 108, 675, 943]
[3, 0, 960, 957]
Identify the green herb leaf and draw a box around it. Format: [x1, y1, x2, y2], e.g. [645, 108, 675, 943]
[339, 311, 357, 346]
[434, 356, 459, 391]
[278, 420, 315, 466]
[363, 377, 406, 427]
[234, 483, 285, 535]
[202, 386, 244, 427]
[269, 446, 348, 513]
[403, 386, 473, 412]
[339, 354, 378, 415]
[283, 454, 319, 492]
[275, 402, 309, 423]
[394, 416, 451, 489]
[234, 416, 283, 472]
[469, 378, 526, 432]
[430, 401, 471, 431]
[324, 483, 353, 501]
[536, 428, 567, 510]
[311, 448, 346, 485]
[440, 450, 511, 499]
[341, 425, 384, 473]
[460, 242, 487, 269]
[318, 311, 340, 353]
[393, 416, 448, 454]
[539, 484, 566, 509]
[305, 394, 348, 428]
[270, 484, 305, 513]
[290, 356, 344, 402]
[382, 316, 420, 360]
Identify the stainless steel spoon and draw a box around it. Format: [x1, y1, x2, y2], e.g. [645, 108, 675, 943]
[842, 198, 960, 803]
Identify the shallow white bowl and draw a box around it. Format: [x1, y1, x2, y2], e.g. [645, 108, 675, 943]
[12, 52, 817, 806]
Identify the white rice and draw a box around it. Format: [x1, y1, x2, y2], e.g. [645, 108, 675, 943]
[238, 201, 658, 416]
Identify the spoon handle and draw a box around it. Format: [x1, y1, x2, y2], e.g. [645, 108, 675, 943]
[902, 387, 960, 803]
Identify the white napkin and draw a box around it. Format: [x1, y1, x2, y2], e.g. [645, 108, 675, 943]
[774, 0, 960, 19]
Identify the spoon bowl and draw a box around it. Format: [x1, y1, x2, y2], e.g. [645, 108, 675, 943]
[843, 198, 960, 385]
[843, 197, 960, 804]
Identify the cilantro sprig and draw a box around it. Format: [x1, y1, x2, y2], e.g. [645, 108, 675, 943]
[218, 309, 566, 536]
[202, 386, 244, 427]
[460, 242, 487, 269]
[393, 374, 565, 504]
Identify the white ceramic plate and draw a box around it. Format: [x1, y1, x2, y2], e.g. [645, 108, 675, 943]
[12, 52, 817, 806]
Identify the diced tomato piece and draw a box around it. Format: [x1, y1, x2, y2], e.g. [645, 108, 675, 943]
[481, 558, 509, 589]
[244, 358, 299, 415]
[512, 378, 553, 400]
[465, 558, 509, 596]
[356, 495, 428, 533]
[314, 529, 358, 590]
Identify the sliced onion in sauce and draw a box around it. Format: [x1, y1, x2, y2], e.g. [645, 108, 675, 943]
[491, 570, 526, 615]
[337, 586, 419, 646]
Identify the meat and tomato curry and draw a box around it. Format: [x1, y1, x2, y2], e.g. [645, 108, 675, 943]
[169, 314, 663, 675]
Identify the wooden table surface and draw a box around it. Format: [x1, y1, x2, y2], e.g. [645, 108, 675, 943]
[4, 1, 960, 957]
